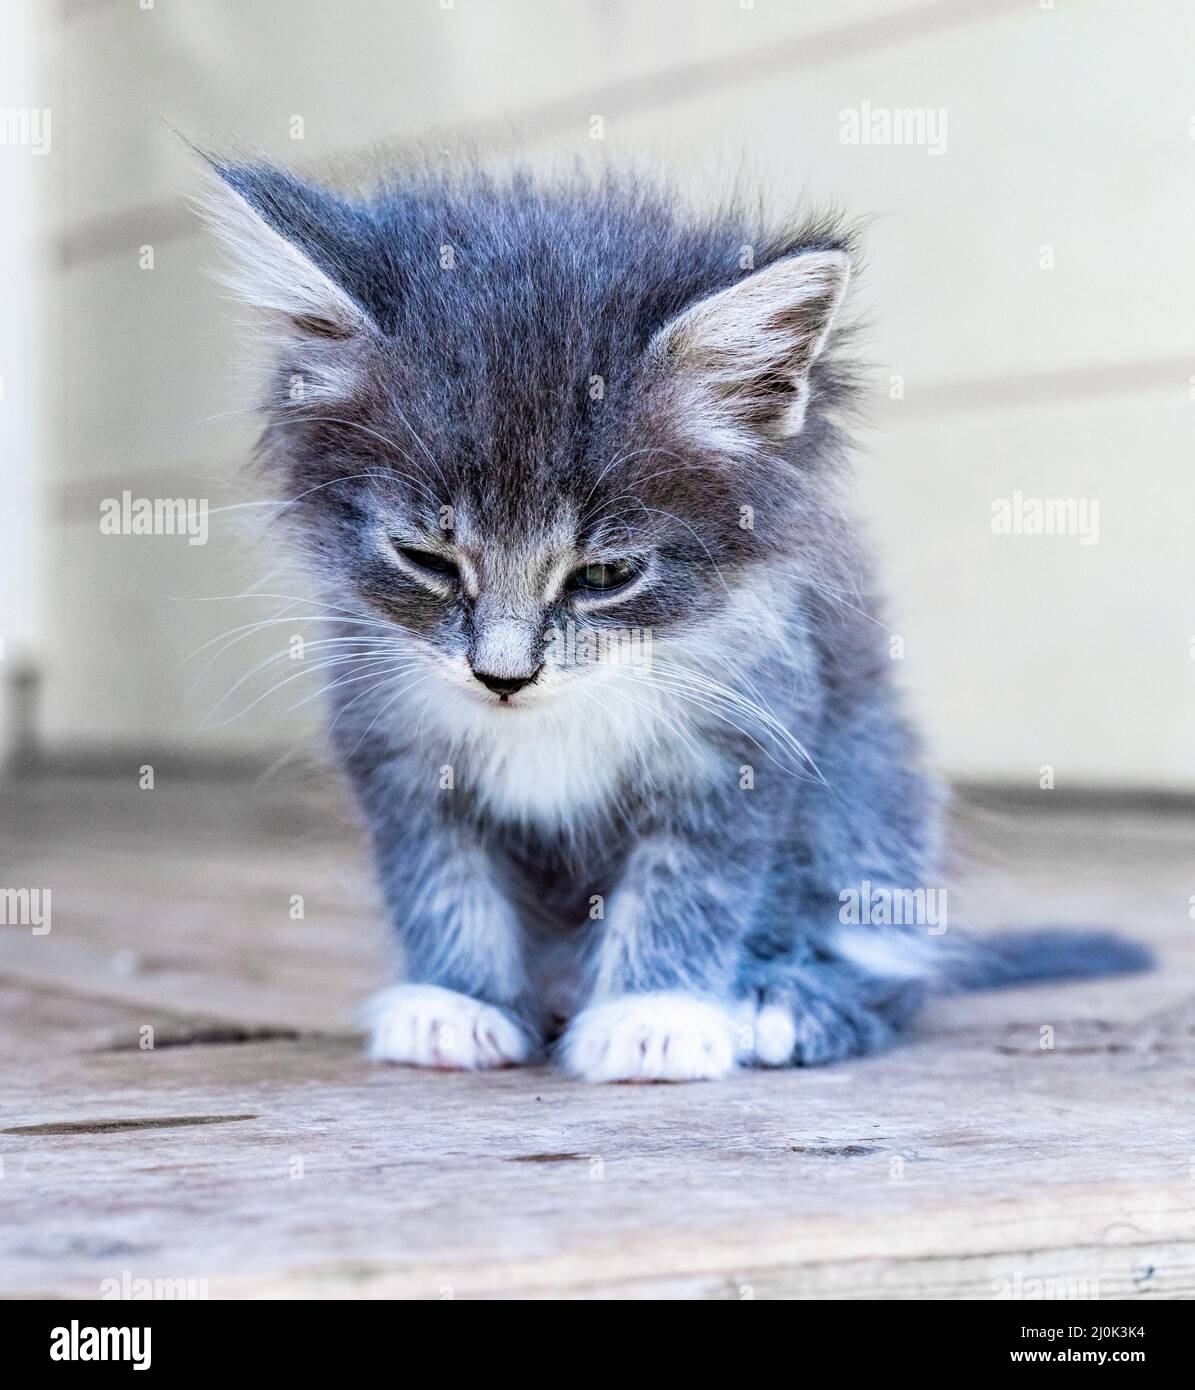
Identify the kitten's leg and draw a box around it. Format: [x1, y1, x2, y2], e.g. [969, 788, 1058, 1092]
[740, 945, 925, 1067]
[560, 811, 768, 1083]
[364, 830, 537, 1071]
[739, 692, 944, 1067]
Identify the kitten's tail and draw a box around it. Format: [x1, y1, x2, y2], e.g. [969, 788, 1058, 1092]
[944, 928, 1153, 991]
[832, 924, 1153, 992]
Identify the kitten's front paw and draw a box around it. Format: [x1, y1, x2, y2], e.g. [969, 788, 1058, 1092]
[560, 993, 737, 1083]
[365, 984, 532, 1071]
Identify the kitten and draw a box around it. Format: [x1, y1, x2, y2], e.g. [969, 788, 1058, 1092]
[199, 162, 1149, 1081]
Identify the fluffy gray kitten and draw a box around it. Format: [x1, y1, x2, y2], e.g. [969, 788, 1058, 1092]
[201, 163, 1148, 1081]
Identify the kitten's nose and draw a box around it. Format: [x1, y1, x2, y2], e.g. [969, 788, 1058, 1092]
[472, 667, 540, 695]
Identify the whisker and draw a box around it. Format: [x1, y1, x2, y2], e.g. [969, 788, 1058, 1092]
[325, 662, 427, 733]
[185, 615, 406, 692]
[199, 648, 413, 729]
[578, 445, 687, 523]
[645, 667, 823, 782]
[268, 445, 444, 512]
[286, 658, 415, 712]
[344, 670, 438, 758]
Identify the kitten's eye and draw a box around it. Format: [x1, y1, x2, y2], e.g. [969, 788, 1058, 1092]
[567, 559, 639, 593]
[394, 543, 459, 579]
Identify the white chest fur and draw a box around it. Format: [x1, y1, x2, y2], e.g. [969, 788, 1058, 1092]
[418, 669, 714, 829]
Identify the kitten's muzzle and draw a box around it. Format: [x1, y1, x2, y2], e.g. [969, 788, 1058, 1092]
[472, 665, 542, 695]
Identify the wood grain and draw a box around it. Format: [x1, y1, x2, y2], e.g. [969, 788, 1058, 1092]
[0, 774, 1191, 1299]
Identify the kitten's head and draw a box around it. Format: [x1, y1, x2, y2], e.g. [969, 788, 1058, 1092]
[200, 163, 856, 713]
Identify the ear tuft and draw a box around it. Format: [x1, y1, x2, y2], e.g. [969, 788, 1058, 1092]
[192, 160, 377, 348]
[651, 249, 851, 448]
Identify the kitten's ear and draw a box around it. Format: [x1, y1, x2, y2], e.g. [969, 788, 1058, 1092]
[194, 160, 379, 347]
[649, 249, 851, 448]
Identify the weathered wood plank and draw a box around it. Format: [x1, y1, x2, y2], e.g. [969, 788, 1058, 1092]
[0, 774, 1192, 1299]
[1, 1022, 1192, 1299]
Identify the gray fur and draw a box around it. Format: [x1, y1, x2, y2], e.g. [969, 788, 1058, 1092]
[200, 161, 1150, 1074]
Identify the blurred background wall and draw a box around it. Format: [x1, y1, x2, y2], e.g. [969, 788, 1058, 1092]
[2, 0, 1192, 789]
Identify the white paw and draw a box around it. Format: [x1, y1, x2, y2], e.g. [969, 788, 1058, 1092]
[751, 1003, 797, 1066]
[364, 984, 531, 1071]
[561, 993, 738, 1083]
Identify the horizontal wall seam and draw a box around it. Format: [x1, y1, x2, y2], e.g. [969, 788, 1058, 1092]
[55, 0, 1035, 267]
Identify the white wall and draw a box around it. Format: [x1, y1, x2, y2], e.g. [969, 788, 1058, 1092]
[0, 0, 48, 761]
[26, 0, 1195, 787]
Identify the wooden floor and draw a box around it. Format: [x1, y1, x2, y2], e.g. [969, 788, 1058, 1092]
[1, 770, 1192, 1299]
